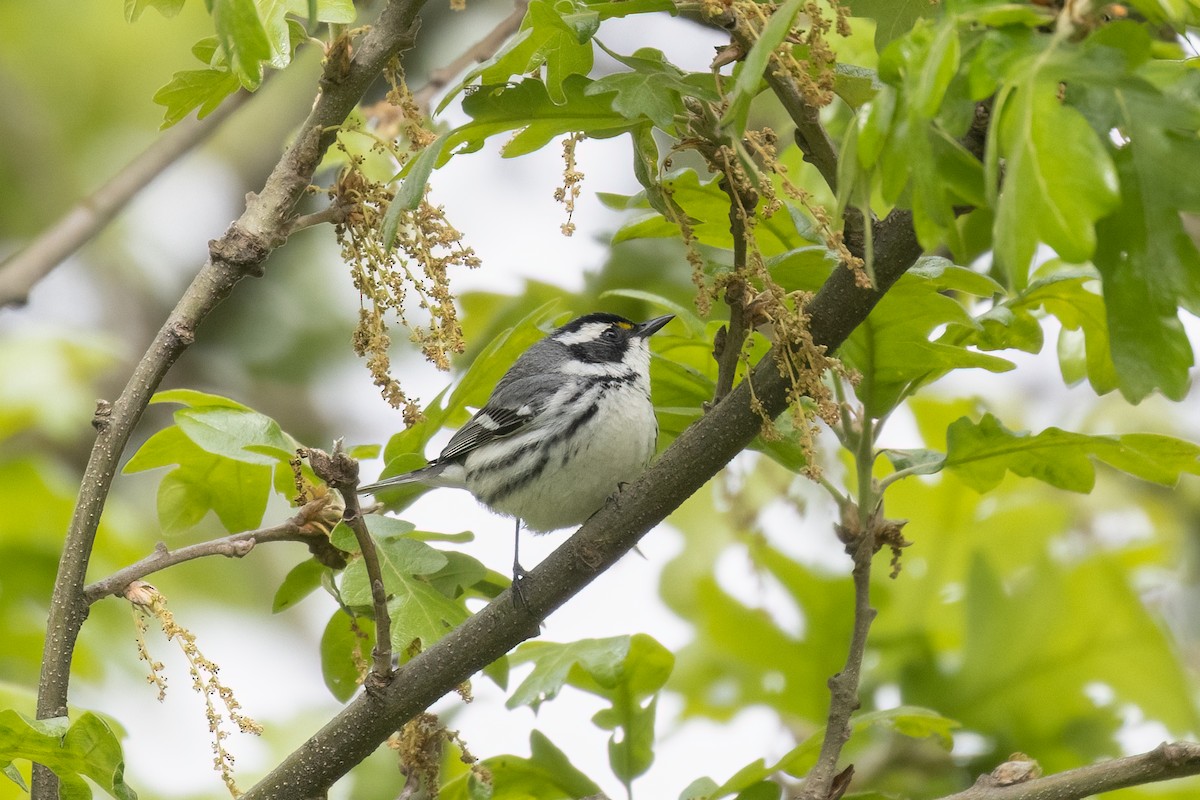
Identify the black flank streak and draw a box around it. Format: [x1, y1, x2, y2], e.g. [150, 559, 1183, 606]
[475, 377, 633, 504]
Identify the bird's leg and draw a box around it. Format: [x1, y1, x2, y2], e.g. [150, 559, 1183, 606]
[511, 518, 530, 609]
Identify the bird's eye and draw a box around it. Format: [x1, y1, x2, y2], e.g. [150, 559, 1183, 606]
[601, 327, 619, 341]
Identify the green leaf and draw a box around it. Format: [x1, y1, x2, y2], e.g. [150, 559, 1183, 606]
[174, 406, 295, 465]
[583, 0, 675, 18]
[1010, 271, 1118, 394]
[720, 0, 805, 132]
[679, 777, 720, 800]
[210, 0, 272, 88]
[153, 68, 240, 128]
[840, 261, 1014, 417]
[478, 0, 596, 105]
[613, 169, 810, 256]
[993, 69, 1120, 286]
[126, 426, 272, 534]
[661, 513, 855, 724]
[951, 554, 1200, 758]
[445, 77, 639, 161]
[288, 0, 356, 23]
[480, 730, 602, 799]
[847, 0, 937, 52]
[340, 537, 449, 606]
[945, 413, 1200, 493]
[125, 0, 186, 21]
[320, 611, 372, 701]
[388, 133, 449, 214]
[386, 581, 470, 656]
[150, 388, 253, 409]
[583, 634, 673, 785]
[426, 551, 489, 597]
[1084, 76, 1200, 400]
[584, 47, 694, 128]
[882, 447, 946, 476]
[851, 705, 959, 749]
[0, 710, 136, 800]
[734, 784, 781, 800]
[507, 636, 633, 710]
[832, 63, 882, 109]
[273, 558, 326, 612]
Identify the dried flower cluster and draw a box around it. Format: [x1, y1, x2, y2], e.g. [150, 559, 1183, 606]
[335, 66, 480, 425]
[555, 133, 586, 236]
[669, 110, 847, 477]
[126, 581, 262, 797]
[725, 0, 852, 108]
[388, 711, 490, 795]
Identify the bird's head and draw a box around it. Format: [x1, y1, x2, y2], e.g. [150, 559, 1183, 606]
[550, 312, 674, 373]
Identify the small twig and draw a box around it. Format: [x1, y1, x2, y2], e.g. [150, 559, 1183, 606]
[0, 91, 252, 308]
[708, 6, 840, 192]
[712, 274, 747, 403]
[304, 444, 394, 685]
[712, 165, 757, 402]
[937, 742, 1200, 800]
[411, 0, 529, 114]
[288, 200, 352, 234]
[82, 497, 347, 605]
[799, 497, 879, 800]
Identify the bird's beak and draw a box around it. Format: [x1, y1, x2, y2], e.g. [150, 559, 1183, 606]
[634, 314, 674, 338]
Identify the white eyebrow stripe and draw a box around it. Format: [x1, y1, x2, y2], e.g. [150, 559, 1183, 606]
[554, 322, 612, 346]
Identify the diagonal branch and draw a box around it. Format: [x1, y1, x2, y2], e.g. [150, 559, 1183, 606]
[410, 0, 529, 114]
[239, 206, 925, 800]
[32, 1, 428, 797]
[0, 90, 252, 308]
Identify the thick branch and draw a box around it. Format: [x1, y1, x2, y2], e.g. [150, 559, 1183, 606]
[33, 1, 427, 797]
[239, 208, 924, 800]
[939, 742, 1200, 800]
[0, 91, 251, 308]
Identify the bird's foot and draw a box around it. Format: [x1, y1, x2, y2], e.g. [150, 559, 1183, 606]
[511, 562, 531, 610]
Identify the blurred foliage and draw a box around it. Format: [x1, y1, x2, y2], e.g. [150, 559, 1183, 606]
[3, 0, 1200, 799]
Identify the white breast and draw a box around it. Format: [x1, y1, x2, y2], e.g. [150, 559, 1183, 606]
[465, 377, 658, 532]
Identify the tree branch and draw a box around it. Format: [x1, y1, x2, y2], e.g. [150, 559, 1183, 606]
[938, 742, 1200, 800]
[798, 506, 880, 800]
[0, 90, 252, 308]
[304, 445, 395, 684]
[410, 0, 529, 114]
[32, 1, 428, 797]
[81, 497, 346, 606]
[708, 6, 841, 193]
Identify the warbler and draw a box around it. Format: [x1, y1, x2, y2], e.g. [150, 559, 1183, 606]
[359, 312, 674, 589]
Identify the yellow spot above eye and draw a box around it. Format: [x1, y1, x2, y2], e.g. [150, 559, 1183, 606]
[616, 322, 633, 330]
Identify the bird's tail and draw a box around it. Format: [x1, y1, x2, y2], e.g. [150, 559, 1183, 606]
[358, 462, 447, 494]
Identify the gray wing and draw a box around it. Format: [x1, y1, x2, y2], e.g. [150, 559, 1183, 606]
[436, 403, 534, 463]
[436, 345, 566, 464]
